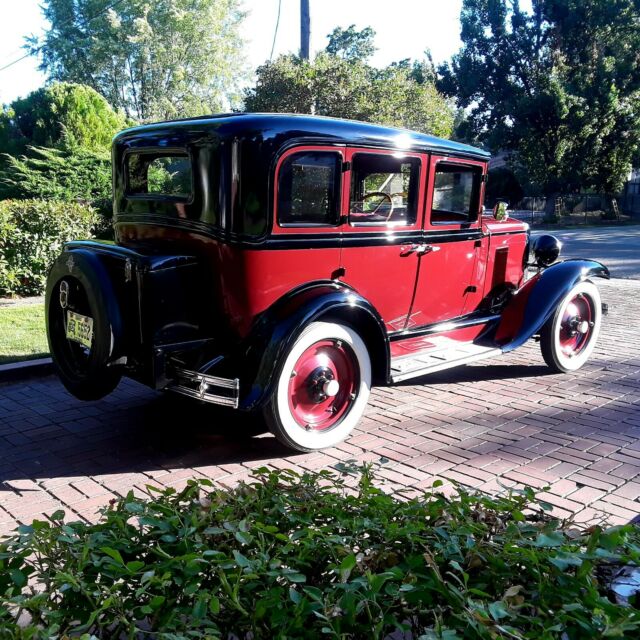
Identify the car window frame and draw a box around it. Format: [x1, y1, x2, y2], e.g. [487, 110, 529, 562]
[273, 146, 344, 231]
[347, 151, 422, 228]
[123, 148, 195, 204]
[426, 157, 486, 230]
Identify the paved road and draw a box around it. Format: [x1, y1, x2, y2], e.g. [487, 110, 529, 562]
[1, 278, 638, 536]
[532, 225, 640, 279]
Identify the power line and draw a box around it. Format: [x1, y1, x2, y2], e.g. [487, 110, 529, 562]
[269, 0, 282, 61]
[0, 0, 128, 74]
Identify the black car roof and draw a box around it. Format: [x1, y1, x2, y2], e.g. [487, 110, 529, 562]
[114, 112, 490, 161]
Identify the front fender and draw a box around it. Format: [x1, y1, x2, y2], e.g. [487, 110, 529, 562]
[230, 281, 388, 411]
[493, 259, 609, 352]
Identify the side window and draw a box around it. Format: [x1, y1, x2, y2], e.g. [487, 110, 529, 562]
[277, 151, 341, 226]
[350, 154, 420, 225]
[431, 163, 482, 224]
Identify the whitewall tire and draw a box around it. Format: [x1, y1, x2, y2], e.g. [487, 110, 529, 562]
[540, 280, 602, 373]
[263, 321, 371, 452]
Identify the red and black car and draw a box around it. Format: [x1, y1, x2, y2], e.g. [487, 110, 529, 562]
[45, 113, 608, 451]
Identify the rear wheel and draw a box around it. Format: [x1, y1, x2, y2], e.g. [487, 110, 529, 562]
[540, 280, 602, 373]
[263, 321, 371, 452]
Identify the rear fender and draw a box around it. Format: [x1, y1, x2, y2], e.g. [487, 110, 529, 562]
[226, 281, 388, 411]
[493, 259, 609, 352]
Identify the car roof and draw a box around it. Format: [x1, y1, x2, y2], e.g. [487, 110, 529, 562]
[114, 112, 490, 161]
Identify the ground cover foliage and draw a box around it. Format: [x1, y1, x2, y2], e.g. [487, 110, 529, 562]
[0, 465, 639, 639]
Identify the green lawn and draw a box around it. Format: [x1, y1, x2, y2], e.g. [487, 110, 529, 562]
[0, 303, 49, 365]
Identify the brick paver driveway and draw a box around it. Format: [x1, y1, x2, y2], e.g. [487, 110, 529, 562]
[1, 279, 639, 536]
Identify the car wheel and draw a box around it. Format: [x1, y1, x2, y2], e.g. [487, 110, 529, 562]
[263, 321, 371, 452]
[540, 280, 602, 373]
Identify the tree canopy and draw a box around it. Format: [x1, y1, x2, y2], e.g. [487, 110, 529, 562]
[439, 0, 640, 194]
[0, 82, 126, 155]
[32, 0, 246, 122]
[325, 25, 377, 61]
[244, 28, 454, 138]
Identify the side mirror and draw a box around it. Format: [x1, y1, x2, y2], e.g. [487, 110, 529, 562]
[493, 200, 509, 221]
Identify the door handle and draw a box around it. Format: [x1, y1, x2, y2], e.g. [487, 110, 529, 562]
[400, 243, 440, 256]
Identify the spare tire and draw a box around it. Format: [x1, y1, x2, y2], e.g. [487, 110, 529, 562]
[45, 249, 124, 400]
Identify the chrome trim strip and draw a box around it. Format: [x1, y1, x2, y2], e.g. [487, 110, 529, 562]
[389, 313, 501, 342]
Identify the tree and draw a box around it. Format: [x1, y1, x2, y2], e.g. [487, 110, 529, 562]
[438, 0, 640, 195]
[32, 0, 246, 122]
[0, 82, 127, 155]
[325, 25, 377, 61]
[0, 83, 121, 217]
[245, 29, 454, 139]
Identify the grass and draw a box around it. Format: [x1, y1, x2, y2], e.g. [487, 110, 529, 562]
[0, 303, 49, 365]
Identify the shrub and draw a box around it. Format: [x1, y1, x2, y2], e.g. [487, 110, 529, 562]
[0, 82, 127, 155]
[0, 147, 112, 219]
[0, 199, 98, 297]
[0, 466, 638, 639]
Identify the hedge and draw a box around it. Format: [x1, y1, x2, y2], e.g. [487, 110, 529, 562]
[0, 466, 638, 639]
[0, 199, 98, 297]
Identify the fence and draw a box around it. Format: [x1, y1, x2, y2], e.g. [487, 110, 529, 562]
[508, 194, 634, 226]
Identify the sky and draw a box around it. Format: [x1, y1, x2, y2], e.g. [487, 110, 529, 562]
[0, 0, 471, 106]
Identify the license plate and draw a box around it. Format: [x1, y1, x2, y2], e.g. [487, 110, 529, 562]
[66, 311, 94, 349]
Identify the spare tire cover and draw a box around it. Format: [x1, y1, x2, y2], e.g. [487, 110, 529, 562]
[46, 249, 124, 392]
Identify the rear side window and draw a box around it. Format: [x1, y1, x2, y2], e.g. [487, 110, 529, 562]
[277, 151, 341, 226]
[350, 153, 420, 225]
[431, 163, 482, 224]
[127, 153, 192, 199]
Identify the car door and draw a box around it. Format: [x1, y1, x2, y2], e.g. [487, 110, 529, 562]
[407, 155, 487, 328]
[338, 147, 426, 332]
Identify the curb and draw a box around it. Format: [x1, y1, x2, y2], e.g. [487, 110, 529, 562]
[0, 358, 53, 384]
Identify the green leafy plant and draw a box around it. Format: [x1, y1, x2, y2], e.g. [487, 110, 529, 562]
[0, 147, 112, 218]
[1, 466, 638, 638]
[0, 199, 98, 297]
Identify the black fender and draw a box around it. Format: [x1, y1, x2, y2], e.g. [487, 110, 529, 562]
[229, 281, 389, 411]
[492, 259, 609, 352]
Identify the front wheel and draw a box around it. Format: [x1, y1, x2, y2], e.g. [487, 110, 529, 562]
[263, 321, 371, 452]
[540, 280, 602, 373]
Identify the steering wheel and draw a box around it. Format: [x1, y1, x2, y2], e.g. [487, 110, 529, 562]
[361, 191, 394, 218]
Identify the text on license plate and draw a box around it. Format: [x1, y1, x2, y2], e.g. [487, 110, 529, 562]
[66, 311, 94, 349]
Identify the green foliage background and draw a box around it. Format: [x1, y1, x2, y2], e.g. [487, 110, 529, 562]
[438, 0, 640, 195]
[0, 82, 127, 155]
[34, 0, 246, 122]
[245, 27, 455, 139]
[0, 199, 98, 296]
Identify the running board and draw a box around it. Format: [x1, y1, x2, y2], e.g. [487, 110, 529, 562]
[390, 342, 501, 383]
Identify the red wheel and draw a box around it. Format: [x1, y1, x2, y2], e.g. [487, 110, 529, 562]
[540, 281, 602, 373]
[264, 321, 371, 451]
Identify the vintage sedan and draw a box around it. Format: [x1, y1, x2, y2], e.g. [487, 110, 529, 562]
[45, 114, 608, 451]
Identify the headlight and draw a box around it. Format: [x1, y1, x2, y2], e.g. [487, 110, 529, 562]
[531, 234, 561, 267]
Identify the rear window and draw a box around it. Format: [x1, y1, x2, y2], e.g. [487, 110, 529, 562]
[126, 153, 192, 199]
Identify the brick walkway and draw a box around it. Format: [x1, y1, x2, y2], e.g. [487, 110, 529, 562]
[1, 279, 639, 536]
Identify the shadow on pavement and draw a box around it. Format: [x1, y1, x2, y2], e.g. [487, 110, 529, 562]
[0, 386, 300, 490]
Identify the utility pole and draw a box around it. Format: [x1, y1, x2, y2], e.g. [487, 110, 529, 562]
[300, 0, 310, 60]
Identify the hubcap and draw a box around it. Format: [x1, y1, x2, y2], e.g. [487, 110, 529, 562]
[288, 339, 358, 431]
[559, 294, 594, 357]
